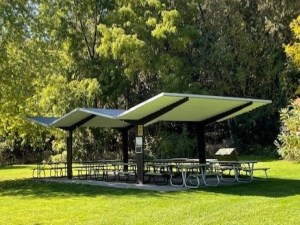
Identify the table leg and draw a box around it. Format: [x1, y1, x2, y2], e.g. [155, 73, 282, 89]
[182, 170, 187, 187]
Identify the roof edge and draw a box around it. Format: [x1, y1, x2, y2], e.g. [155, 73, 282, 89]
[28, 116, 59, 127]
[117, 92, 167, 118]
[162, 92, 272, 104]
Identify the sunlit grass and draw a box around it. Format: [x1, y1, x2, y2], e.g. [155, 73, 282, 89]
[0, 159, 300, 225]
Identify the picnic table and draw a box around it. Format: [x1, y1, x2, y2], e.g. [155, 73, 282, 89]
[170, 164, 221, 188]
[144, 163, 176, 185]
[32, 162, 66, 178]
[213, 160, 269, 182]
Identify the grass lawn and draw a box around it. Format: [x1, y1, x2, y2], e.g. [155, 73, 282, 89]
[1, 159, 300, 225]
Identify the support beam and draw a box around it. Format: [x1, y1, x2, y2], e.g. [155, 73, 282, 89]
[124, 97, 189, 125]
[201, 101, 253, 125]
[66, 130, 73, 179]
[135, 125, 144, 184]
[121, 129, 129, 171]
[70, 114, 97, 130]
[196, 123, 206, 164]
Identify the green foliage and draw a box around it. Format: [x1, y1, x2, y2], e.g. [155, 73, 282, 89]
[1, 0, 300, 161]
[151, 10, 180, 39]
[0, 142, 12, 167]
[97, 24, 145, 81]
[277, 14, 300, 162]
[285, 15, 300, 69]
[277, 101, 300, 161]
[28, 75, 101, 116]
[50, 151, 67, 163]
[230, 105, 279, 153]
[148, 125, 197, 159]
[73, 128, 121, 161]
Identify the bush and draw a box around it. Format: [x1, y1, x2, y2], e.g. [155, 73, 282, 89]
[50, 151, 67, 163]
[242, 144, 279, 157]
[276, 100, 300, 161]
[149, 125, 197, 159]
[229, 105, 279, 153]
[0, 142, 14, 166]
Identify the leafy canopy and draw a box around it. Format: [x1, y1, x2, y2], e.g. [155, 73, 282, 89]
[285, 15, 300, 69]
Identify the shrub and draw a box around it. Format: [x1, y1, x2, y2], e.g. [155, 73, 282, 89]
[50, 151, 67, 163]
[149, 125, 197, 159]
[0, 142, 14, 166]
[276, 100, 300, 161]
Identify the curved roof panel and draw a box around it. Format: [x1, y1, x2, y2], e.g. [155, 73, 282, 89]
[29, 108, 130, 129]
[28, 117, 59, 126]
[29, 92, 272, 129]
[118, 93, 271, 125]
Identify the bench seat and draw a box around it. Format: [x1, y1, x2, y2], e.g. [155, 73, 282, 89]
[145, 171, 172, 185]
[242, 167, 269, 180]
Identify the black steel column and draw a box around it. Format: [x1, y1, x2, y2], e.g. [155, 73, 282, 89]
[196, 123, 206, 164]
[122, 129, 129, 171]
[66, 129, 73, 179]
[135, 125, 144, 184]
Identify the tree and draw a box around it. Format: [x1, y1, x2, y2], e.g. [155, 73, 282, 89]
[192, 0, 299, 153]
[0, 1, 56, 160]
[1, 0, 300, 162]
[0, 1, 104, 161]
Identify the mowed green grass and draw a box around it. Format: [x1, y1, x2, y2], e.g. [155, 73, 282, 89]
[0, 160, 300, 225]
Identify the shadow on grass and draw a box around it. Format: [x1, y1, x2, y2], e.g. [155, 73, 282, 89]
[0, 177, 300, 198]
[0, 178, 163, 198]
[0, 165, 33, 170]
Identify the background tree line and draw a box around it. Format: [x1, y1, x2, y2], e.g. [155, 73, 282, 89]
[0, 0, 299, 164]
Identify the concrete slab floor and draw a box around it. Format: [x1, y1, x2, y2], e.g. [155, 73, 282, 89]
[36, 177, 238, 192]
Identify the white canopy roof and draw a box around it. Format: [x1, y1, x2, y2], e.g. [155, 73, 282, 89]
[29, 92, 271, 129]
[117, 93, 271, 125]
[29, 108, 130, 129]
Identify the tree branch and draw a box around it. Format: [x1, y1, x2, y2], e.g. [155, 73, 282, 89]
[79, 19, 93, 59]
